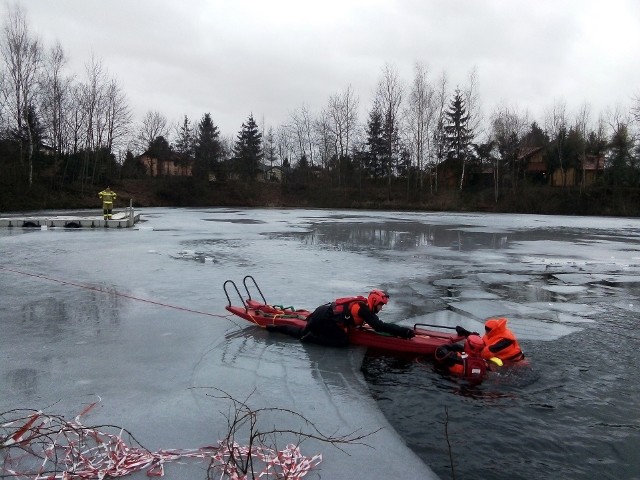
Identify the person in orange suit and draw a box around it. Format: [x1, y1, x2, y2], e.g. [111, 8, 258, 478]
[434, 334, 493, 382]
[480, 317, 525, 363]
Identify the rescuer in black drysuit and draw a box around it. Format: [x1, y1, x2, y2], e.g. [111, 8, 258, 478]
[266, 289, 415, 347]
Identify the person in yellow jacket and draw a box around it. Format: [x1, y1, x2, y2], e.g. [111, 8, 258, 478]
[98, 186, 117, 220]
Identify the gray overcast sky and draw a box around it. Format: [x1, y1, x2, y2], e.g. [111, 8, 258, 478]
[6, 0, 640, 138]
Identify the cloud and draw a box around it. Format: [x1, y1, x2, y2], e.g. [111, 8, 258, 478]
[6, 0, 640, 138]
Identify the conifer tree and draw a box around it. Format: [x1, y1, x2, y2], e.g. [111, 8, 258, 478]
[147, 135, 172, 161]
[175, 115, 194, 157]
[381, 109, 400, 181]
[194, 113, 221, 180]
[365, 108, 386, 179]
[522, 122, 548, 149]
[444, 89, 473, 190]
[233, 114, 263, 181]
[608, 122, 634, 186]
[264, 127, 277, 168]
[121, 150, 146, 178]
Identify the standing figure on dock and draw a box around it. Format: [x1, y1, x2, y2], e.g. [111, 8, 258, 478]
[98, 186, 117, 220]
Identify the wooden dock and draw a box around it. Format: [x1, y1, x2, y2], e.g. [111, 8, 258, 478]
[0, 208, 141, 229]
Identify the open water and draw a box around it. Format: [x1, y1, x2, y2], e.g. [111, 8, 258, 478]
[277, 210, 640, 479]
[1, 207, 639, 479]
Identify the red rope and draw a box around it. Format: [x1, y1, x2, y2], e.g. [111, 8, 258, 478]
[0, 266, 230, 319]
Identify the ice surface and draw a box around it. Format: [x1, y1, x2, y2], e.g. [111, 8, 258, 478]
[2, 208, 640, 479]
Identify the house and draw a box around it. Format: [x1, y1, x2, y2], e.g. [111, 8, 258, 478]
[520, 146, 547, 179]
[38, 144, 57, 156]
[224, 162, 288, 182]
[582, 154, 605, 185]
[139, 153, 193, 177]
[435, 157, 462, 188]
[550, 154, 604, 187]
[519, 146, 604, 187]
[257, 163, 285, 182]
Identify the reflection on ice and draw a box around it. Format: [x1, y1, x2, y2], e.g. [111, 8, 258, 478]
[542, 285, 588, 294]
[476, 273, 532, 284]
[526, 301, 595, 319]
[555, 313, 595, 324]
[451, 289, 500, 300]
[399, 310, 473, 330]
[612, 301, 639, 313]
[5, 368, 43, 396]
[553, 273, 603, 284]
[448, 299, 545, 320]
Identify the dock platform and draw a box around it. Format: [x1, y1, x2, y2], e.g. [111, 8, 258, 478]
[0, 208, 141, 229]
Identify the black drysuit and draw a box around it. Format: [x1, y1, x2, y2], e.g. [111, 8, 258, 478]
[267, 301, 414, 347]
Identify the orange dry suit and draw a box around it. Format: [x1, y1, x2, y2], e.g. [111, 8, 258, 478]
[435, 334, 487, 382]
[481, 317, 524, 362]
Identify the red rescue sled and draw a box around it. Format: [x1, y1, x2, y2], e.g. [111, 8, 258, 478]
[224, 276, 463, 356]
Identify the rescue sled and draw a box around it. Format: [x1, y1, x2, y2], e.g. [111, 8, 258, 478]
[223, 276, 463, 356]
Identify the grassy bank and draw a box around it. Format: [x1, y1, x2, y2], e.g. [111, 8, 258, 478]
[2, 178, 639, 217]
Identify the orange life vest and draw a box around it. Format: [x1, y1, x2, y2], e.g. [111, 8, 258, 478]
[481, 317, 524, 362]
[447, 354, 487, 381]
[331, 296, 367, 327]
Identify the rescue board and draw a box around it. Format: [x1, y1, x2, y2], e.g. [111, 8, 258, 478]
[224, 276, 463, 356]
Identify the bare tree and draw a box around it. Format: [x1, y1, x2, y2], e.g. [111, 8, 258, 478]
[431, 71, 449, 193]
[0, 66, 7, 135]
[404, 62, 436, 196]
[631, 91, 640, 127]
[135, 110, 169, 154]
[314, 108, 334, 170]
[66, 82, 88, 155]
[327, 84, 359, 159]
[275, 124, 293, 168]
[39, 41, 73, 155]
[0, 4, 43, 186]
[79, 54, 107, 152]
[57, 82, 88, 184]
[263, 125, 277, 170]
[603, 104, 634, 184]
[76, 55, 111, 189]
[374, 64, 404, 196]
[103, 77, 131, 155]
[491, 104, 529, 198]
[219, 134, 234, 162]
[288, 104, 315, 166]
[324, 85, 359, 186]
[460, 67, 481, 191]
[463, 67, 482, 138]
[573, 102, 591, 189]
[544, 99, 568, 187]
[63, 55, 129, 187]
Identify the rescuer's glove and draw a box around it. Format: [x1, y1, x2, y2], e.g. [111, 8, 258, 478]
[400, 327, 415, 339]
[455, 326, 472, 337]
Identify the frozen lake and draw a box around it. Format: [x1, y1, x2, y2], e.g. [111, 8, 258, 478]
[1, 207, 640, 479]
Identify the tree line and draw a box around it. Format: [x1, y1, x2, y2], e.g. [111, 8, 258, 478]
[2, 4, 640, 211]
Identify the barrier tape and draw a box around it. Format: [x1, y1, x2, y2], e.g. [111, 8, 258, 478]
[1, 407, 322, 479]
